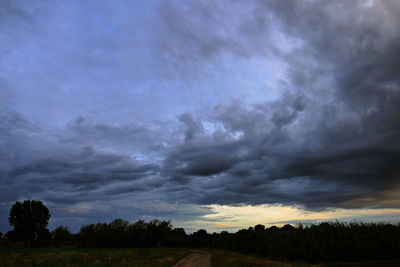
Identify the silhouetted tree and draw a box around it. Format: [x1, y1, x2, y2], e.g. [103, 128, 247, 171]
[78, 224, 96, 247]
[205, 222, 400, 262]
[126, 220, 147, 247]
[76, 219, 177, 248]
[281, 224, 295, 231]
[44, 217, 400, 262]
[52, 226, 73, 247]
[191, 229, 209, 247]
[108, 218, 129, 247]
[254, 224, 266, 232]
[166, 227, 186, 247]
[8, 200, 50, 246]
[146, 219, 172, 247]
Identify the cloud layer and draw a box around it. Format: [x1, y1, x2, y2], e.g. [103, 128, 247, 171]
[1, 0, 400, 231]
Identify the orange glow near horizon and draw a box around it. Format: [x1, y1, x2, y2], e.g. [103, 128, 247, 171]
[177, 204, 400, 233]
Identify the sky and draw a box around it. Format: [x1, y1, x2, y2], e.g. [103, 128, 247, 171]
[1, 0, 400, 234]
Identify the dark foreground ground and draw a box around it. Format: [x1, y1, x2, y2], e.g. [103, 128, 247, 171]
[208, 249, 400, 267]
[0, 247, 190, 267]
[1, 246, 400, 267]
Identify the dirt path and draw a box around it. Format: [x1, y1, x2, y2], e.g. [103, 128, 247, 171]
[173, 250, 211, 267]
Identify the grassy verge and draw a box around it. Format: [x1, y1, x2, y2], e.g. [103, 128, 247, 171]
[207, 249, 400, 267]
[208, 249, 308, 267]
[0, 247, 191, 267]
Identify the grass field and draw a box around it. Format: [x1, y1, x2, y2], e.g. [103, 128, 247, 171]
[0, 247, 191, 267]
[208, 249, 400, 267]
[209, 249, 306, 267]
[2, 246, 400, 267]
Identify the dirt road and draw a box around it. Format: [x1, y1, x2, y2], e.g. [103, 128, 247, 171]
[173, 250, 211, 267]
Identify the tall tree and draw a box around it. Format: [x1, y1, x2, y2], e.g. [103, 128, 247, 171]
[52, 226, 73, 247]
[8, 200, 50, 246]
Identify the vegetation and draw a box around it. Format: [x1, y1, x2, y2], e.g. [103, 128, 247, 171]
[8, 200, 51, 247]
[33, 221, 400, 263]
[209, 249, 400, 267]
[0, 247, 190, 267]
[76, 219, 186, 248]
[3, 200, 400, 264]
[205, 222, 400, 263]
[209, 249, 302, 267]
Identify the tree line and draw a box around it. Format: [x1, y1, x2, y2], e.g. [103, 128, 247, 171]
[207, 222, 400, 262]
[3, 200, 400, 263]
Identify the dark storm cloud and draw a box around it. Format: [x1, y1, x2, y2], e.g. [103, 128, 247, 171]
[10, 147, 160, 196]
[153, 0, 400, 210]
[0, 111, 165, 210]
[263, 0, 400, 104]
[1, 0, 400, 234]
[164, 141, 241, 179]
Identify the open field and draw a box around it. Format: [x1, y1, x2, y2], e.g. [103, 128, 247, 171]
[209, 249, 308, 267]
[1, 246, 400, 267]
[0, 247, 190, 267]
[208, 249, 400, 267]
